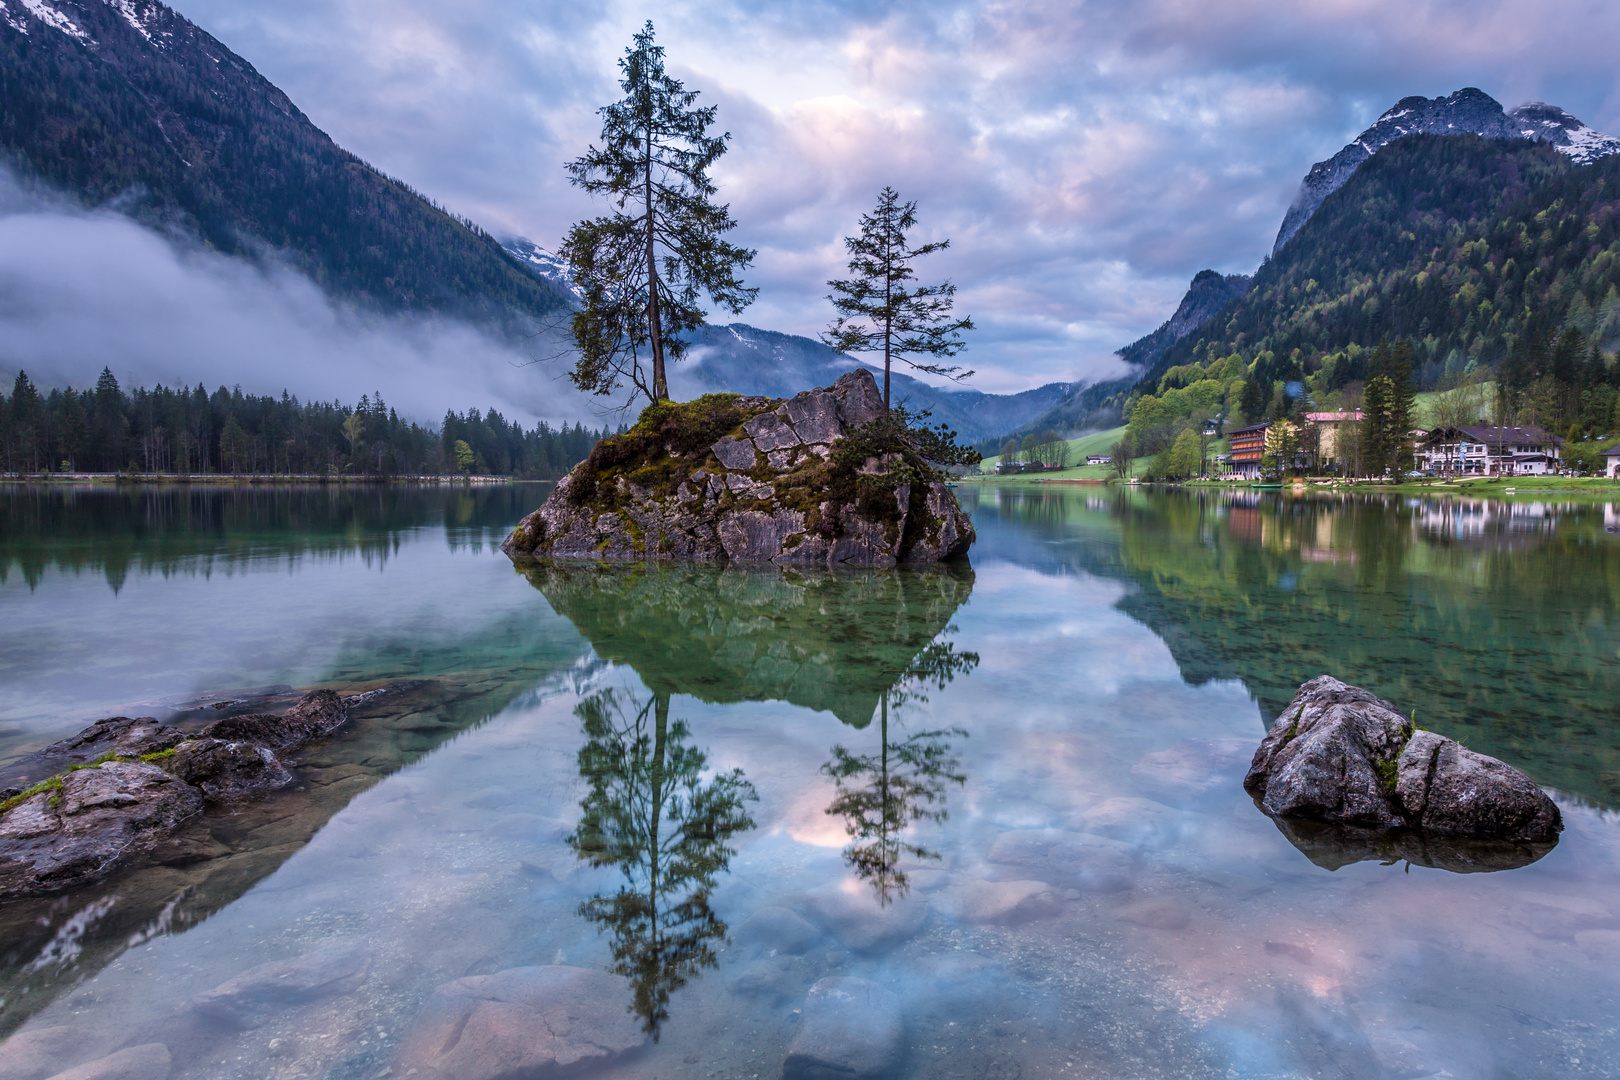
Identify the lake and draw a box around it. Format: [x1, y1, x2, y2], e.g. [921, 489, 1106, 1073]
[1, 482, 1618, 1080]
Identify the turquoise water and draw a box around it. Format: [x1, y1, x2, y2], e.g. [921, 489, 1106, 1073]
[1, 483, 1618, 1079]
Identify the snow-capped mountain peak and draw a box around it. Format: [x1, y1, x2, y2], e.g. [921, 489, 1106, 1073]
[1508, 102, 1620, 165]
[503, 237, 582, 302]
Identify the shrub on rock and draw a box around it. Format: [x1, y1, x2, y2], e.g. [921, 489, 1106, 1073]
[501, 369, 974, 565]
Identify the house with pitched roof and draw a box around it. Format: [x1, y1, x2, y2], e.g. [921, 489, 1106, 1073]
[1417, 425, 1562, 476]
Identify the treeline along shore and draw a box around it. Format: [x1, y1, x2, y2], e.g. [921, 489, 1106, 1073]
[0, 369, 615, 479]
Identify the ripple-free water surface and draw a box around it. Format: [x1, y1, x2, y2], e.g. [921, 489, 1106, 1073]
[2, 483, 1619, 1079]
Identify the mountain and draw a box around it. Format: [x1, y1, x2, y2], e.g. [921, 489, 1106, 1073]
[1274, 88, 1620, 253]
[1138, 132, 1620, 395]
[0, 0, 571, 322]
[675, 323, 1070, 444]
[500, 238, 1071, 443]
[982, 269, 1253, 444]
[1116, 270, 1252, 369]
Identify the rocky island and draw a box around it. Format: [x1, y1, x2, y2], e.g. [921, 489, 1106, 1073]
[501, 369, 975, 565]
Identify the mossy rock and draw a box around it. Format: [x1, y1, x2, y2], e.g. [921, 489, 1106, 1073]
[501, 370, 974, 566]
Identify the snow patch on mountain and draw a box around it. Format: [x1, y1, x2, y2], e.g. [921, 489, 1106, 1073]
[1509, 101, 1620, 165]
[107, 0, 155, 42]
[16, 0, 90, 39]
[503, 237, 581, 301]
[1, 2, 30, 34]
[1274, 88, 1620, 254]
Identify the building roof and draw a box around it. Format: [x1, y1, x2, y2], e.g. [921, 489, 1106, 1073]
[1423, 424, 1559, 445]
[1602, 445, 1620, 457]
[1305, 411, 1364, 422]
[1228, 423, 1269, 436]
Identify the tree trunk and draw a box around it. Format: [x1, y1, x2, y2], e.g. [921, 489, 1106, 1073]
[646, 128, 667, 402]
[649, 692, 670, 945]
[882, 236, 893, 411]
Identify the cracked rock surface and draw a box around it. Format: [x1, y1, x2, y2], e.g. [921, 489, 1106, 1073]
[501, 369, 974, 566]
[1243, 676, 1562, 862]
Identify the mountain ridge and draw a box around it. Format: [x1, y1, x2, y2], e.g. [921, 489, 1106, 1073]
[0, 0, 571, 322]
[1274, 87, 1620, 253]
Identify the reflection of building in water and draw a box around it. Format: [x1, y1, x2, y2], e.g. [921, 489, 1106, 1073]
[1605, 503, 1620, 534]
[1229, 506, 1263, 545]
[1416, 499, 1560, 545]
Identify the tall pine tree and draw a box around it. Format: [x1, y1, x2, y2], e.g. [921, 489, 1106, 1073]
[1360, 339, 1416, 477]
[560, 22, 757, 404]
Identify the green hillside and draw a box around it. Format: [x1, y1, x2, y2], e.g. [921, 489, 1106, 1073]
[1139, 134, 1620, 394]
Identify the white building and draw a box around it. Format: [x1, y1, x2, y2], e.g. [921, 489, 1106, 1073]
[1416, 425, 1561, 476]
[1604, 446, 1620, 479]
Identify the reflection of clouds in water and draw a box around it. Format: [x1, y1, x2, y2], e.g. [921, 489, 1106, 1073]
[6, 533, 1620, 1077]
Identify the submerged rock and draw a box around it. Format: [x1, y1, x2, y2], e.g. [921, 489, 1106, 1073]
[803, 883, 929, 953]
[41, 1044, 170, 1080]
[0, 690, 351, 898]
[191, 939, 371, 1028]
[198, 689, 347, 751]
[1244, 677, 1562, 857]
[783, 976, 904, 1080]
[501, 370, 974, 566]
[394, 966, 644, 1080]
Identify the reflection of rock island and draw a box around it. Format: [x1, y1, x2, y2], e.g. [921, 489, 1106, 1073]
[521, 562, 975, 727]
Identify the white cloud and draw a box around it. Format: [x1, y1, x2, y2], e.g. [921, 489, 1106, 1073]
[29, 0, 1620, 392]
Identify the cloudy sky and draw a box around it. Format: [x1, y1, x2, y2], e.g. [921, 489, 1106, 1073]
[9, 0, 1620, 418]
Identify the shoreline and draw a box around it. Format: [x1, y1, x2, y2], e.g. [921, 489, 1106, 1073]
[956, 473, 1620, 497]
[0, 473, 544, 486]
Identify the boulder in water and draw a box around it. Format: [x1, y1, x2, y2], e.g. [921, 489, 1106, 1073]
[394, 966, 644, 1080]
[783, 976, 904, 1080]
[1244, 677, 1561, 851]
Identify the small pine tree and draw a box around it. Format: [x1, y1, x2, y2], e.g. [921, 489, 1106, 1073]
[824, 187, 973, 410]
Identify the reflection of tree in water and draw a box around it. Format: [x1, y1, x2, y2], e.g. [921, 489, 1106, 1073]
[568, 688, 757, 1038]
[822, 639, 977, 904]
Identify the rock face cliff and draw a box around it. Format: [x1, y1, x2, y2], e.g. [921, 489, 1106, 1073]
[501, 370, 975, 565]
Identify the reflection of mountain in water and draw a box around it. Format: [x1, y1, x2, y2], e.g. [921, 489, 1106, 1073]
[521, 562, 975, 727]
[962, 485, 1620, 809]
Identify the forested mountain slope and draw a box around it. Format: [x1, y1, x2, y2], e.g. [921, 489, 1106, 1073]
[1138, 134, 1620, 395]
[1273, 88, 1620, 253]
[0, 0, 570, 322]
